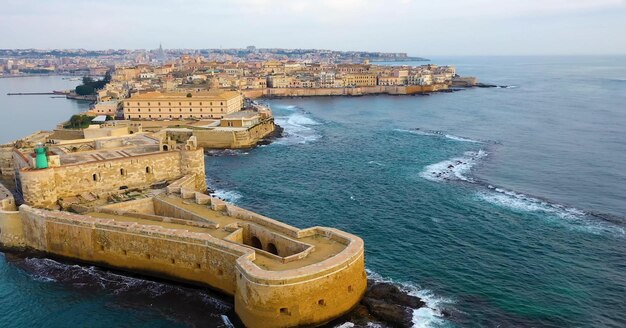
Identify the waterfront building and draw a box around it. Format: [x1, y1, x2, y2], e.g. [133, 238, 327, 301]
[341, 73, 377, 87]
[123, 90, 243, 120]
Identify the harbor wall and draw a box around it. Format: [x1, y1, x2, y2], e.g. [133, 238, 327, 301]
[242, 84, 449, 98]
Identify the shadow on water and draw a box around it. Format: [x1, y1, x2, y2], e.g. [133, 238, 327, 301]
[2, 251, 243, 328]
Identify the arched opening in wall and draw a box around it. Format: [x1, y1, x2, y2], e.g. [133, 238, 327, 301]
[92, 173, 98, 181]
[120, 168, 126, 176]
[250, 236, 262, 250]
[146, 166, 152, 174]
[119, 186, 128, 190]
[267, 243, 278, 256]
[162, 145, 169, 151]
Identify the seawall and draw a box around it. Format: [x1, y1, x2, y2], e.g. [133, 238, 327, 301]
[242, 84, 449, 98]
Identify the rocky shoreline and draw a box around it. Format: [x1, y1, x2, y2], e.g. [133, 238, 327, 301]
[331, 279, 443, 328]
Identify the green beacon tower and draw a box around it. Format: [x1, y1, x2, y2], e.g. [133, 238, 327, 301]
[34, 144, 48, 169]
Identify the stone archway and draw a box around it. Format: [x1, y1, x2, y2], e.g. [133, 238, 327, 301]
[251, 236, 262, 250]
[266, 243, 278, 256]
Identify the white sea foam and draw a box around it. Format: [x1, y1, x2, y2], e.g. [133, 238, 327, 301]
[420, 150, 487, 183]
[274, 112, 322, 145]
[443, 135, 481, 143]
[275, 105, 298, 111]
[221, 315, 235, 328]
[394, 128, 481, 143]
[210, 189, 242, 203]
[366, 269, 452, 328]
[477, 188, 625, 236]
[205, 149, 249, 157]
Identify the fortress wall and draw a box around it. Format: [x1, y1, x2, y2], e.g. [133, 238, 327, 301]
[242, 84, 450, 98]
[16, 205, 249, 295]
[0, 182, 23, 246]
[154, 198, 217, 224]
[0, 210, 23, 247]
[192, 130, 236, 149]
[0, 145, 15, 178]
[19, 149, 206, 209]
[241, 223, 312, 257]
[226, 205, 301, 238]
[235, 249, 367, 328]
[1, 201, 368, 328]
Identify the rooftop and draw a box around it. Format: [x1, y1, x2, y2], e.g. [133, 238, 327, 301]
[129, 90, 241, 100]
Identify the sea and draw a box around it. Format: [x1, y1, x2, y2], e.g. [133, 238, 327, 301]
[1, 57, 625, 328]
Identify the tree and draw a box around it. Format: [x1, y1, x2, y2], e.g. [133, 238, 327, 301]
[82, 76, 94, 85]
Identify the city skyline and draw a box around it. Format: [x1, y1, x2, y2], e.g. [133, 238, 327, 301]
[1, 0, 626, 56]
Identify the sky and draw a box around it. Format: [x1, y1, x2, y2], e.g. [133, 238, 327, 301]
[1, 0, 625, 56]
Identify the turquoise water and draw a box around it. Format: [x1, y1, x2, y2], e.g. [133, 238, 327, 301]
[2, 59, 626, 327]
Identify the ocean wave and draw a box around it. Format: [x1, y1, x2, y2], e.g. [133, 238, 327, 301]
[443, 135, 480, 143]
[205, 149, 249, 157]
[273, 112, 322, 145]
[477, 188, 625, 236]
[366, 269, 452, 328]
[274, 105, 299, 111]
[394, 128, 482, 143]
[210, 189, 242, 203]
[420, 150, 487, 183]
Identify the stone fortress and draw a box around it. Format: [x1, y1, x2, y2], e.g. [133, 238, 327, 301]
[0, 126, 366, 328]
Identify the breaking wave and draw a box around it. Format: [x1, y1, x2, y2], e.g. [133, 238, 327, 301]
[274, 112, 322, 145]
[210, 189, 242, 203]
[420, 150, 624, 236]
[477, 188, 625, 236]
[205, 149, 249, 157]
[419, 150, 488, 182]
[394, 129, 482, 143]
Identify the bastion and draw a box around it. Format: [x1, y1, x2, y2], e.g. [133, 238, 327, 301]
[0, 131, 367, 327]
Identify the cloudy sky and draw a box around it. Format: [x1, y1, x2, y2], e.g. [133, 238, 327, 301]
[1, 0, 625, 55]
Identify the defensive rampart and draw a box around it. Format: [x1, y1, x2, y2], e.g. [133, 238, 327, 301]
[242, 84, 449, 98]
[0, 191, 366, 328]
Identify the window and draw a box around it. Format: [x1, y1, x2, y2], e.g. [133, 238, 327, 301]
[92, 173, 98, 181]
[120, 168, 126, 176]
[146, 166, 152, 174]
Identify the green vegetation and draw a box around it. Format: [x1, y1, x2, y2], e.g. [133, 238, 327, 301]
[63, 114, 112, 129]
[74, 71, 111, 95]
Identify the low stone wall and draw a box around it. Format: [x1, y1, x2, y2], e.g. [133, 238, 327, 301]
[176, 119, 276, 149]
[242, 84, 449, 98]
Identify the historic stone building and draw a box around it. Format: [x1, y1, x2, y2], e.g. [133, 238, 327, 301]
[123, 90, 244, 120]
